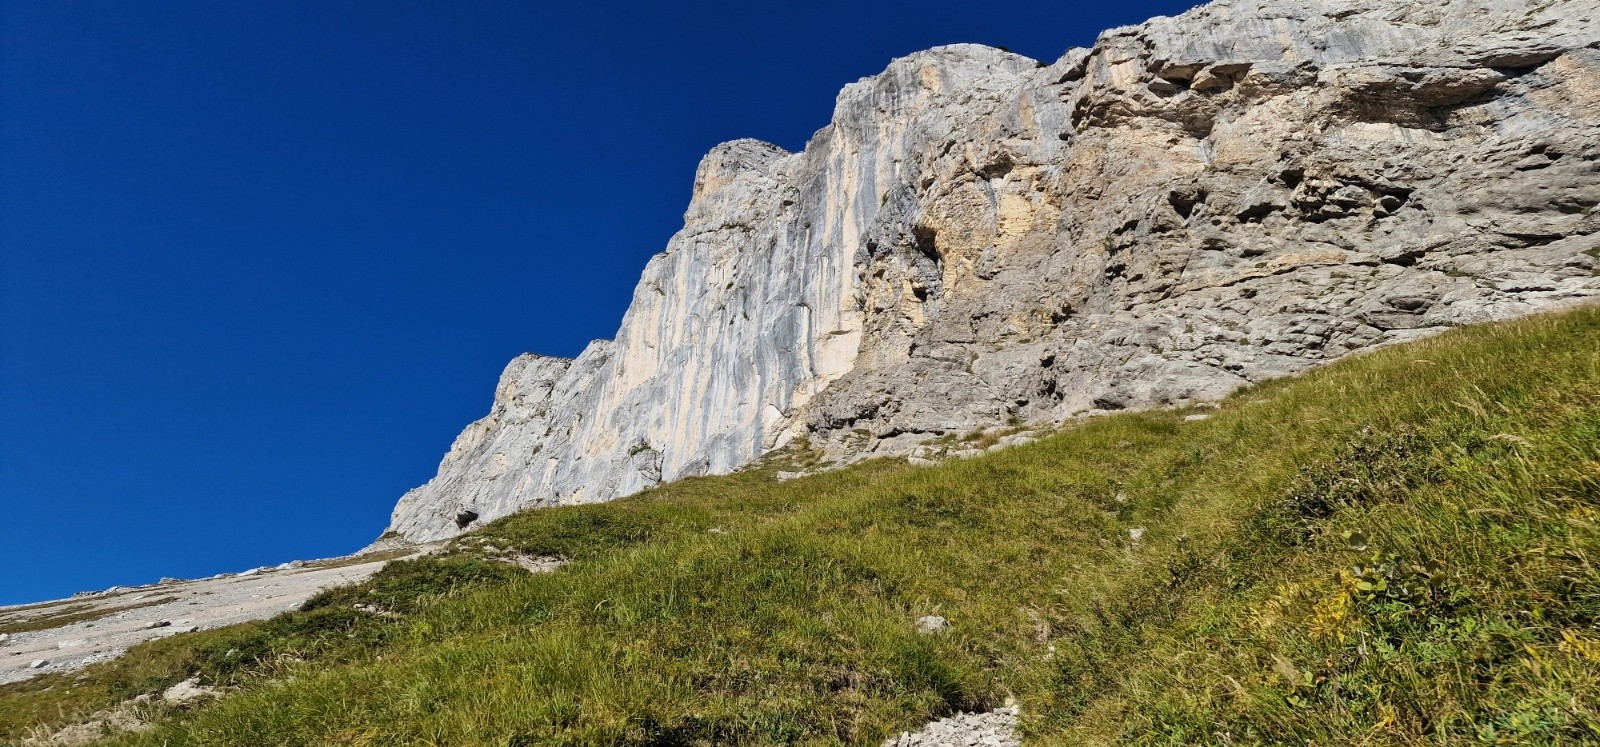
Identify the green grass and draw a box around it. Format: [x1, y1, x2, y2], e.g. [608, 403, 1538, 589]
[3, 307, 1598, 746]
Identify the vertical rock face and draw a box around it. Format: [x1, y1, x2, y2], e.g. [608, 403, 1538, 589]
[387, 0, 1600, 541]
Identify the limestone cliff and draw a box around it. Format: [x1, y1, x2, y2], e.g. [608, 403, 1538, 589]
[387, 0, 1600, 541]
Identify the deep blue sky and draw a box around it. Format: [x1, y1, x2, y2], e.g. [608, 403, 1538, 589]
[0, 0, 1198, 604]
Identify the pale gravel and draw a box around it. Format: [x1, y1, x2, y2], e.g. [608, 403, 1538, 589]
[883, 707, 1021, 747]
[0, 552, 425, 685]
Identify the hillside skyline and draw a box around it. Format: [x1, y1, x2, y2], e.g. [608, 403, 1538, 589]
[1, 0, 1200, 604]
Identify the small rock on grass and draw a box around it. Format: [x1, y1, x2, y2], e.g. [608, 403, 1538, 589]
[162, 677, 221, 702]
[882, 706, 1020, 747]
[915, 615, 949, 634]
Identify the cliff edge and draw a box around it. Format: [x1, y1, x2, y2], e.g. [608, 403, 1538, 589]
[388, 0, 1600, 541]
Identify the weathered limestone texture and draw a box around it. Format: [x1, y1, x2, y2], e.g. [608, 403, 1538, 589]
[388, 0, 1600, 541]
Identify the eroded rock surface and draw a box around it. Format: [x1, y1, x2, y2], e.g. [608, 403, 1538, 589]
[0, 554, 417, 685]
[388, 0, 1600, 541]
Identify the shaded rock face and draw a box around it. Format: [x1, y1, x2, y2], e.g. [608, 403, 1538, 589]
[387, 0, 1600, 541]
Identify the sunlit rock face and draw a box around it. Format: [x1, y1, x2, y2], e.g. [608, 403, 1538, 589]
[387, 0, 1600, 541]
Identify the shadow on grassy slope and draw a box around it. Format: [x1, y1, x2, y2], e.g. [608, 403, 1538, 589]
[3, 307, 1597, 746]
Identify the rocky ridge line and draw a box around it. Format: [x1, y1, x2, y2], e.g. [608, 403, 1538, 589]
[387, 0, 1600, 541]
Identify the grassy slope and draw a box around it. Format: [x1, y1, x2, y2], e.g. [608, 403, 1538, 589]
[3, 307, 1597, 746]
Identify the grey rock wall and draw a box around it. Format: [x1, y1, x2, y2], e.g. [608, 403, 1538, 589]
[387, 0, 1600, 541]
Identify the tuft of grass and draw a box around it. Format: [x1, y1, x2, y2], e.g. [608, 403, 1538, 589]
[302, 546, 415, 570]
[961, 423, 1030, 451]
[3, 307, 1598, 746]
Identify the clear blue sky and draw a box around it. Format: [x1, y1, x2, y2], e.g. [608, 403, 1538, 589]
[0, 0, 1197, 605]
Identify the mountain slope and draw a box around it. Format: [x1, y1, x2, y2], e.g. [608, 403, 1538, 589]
[5, 305, 1595, 745]
[387, 0, 1600, 542]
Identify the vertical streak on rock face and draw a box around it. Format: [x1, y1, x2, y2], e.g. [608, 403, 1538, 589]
[387, 0, 1600, 541]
